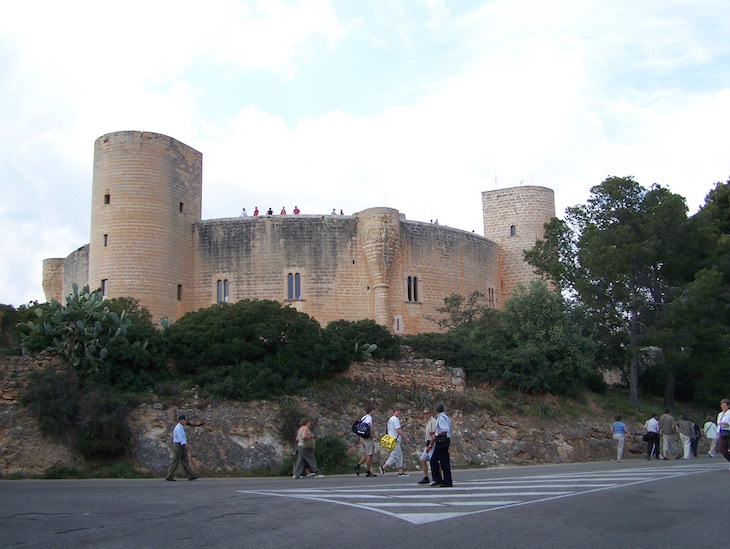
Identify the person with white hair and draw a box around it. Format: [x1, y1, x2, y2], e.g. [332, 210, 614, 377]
[429, 402, 453, 487]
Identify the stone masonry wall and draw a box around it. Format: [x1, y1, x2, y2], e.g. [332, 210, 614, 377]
[191, 211, 500, 336]
[344, 355, 465, 393]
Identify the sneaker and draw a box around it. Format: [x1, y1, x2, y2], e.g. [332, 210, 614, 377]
[315, 474, 325, 478]
[365, 471, 377, 477]
[292, 474, 297, 479]
[709, 452, 716, 457]
[379, 466, 385, 476]
[417, 477, 430, 485]
[660, 455, 668, 460]
[354, 464, 360, 476]
[307, 472, 316, 477]
[397, 472, 409, 477]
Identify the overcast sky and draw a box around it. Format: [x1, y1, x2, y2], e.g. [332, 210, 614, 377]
[2, 0, 729, 308]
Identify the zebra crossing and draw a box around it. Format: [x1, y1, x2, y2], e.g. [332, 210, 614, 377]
[237, 463, 724, 524]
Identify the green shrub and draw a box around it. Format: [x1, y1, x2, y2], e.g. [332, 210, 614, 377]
[313, 435, 349, 474]
[42, 465, 88, 479]
[75, 386, 132, 459]
[21, 366, 80, 438]
[278, 398, 306, 445]
[324, 319, 402, 360]
[98, 297, 169, 392]
[165, 300, 351, 400]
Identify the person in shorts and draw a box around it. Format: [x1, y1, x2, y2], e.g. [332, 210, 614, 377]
[354, 404, 377, 477]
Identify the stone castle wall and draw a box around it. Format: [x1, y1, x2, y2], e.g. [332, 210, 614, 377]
[42, 131, 551, 333]
[191, 211, 499, 335]
[62, 244, 89, 299]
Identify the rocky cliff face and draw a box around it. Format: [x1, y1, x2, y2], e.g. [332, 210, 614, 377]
[0, 354, 678, 478]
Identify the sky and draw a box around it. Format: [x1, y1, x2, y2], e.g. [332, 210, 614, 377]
[2, 0, 729, 308]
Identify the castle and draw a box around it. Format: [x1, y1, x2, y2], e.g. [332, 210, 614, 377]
[42, 131, 555, 335]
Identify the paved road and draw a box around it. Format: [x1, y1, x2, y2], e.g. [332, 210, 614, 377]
[1, 458, 726, 548]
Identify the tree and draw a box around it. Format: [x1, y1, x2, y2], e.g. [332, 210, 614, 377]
[499, 279, 596, 395]
[428, 290, 491, 330]
[526, 176, 689, 404]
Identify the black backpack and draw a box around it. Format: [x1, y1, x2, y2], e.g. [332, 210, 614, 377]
[352, 417, 371, 438]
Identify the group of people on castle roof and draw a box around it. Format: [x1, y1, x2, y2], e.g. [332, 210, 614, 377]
[240, 207, 344, 217]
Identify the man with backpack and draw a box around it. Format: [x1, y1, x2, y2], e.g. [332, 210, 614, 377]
[354, 404, 377, 477]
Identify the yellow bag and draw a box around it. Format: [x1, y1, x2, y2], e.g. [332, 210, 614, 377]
[380, 434, 397, 451]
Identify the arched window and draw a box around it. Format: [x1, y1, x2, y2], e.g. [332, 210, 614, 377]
[287, 273, 302, 300]
[510, 225, 516, 237]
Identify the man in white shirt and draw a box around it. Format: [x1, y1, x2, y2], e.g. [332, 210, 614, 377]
[165, 414, 197, 481]
[354, 405, 377, 477]
[380, 407, 411, 476]
[644, 413, 660, 459]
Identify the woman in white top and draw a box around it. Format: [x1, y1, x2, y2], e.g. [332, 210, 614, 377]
[716, 399, 730, 466]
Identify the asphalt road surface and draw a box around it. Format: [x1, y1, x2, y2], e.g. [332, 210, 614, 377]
[1, 457, 726, 548]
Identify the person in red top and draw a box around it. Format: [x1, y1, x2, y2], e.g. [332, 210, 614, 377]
[253, 207, 259, 216]
[293, 206, 300, 214]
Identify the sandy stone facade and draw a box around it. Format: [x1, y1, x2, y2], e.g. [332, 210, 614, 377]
[42, 131, 555, 334]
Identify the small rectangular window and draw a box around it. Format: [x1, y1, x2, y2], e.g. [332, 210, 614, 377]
[101, 279, 108, 297]
[407, 276, 419, 302]
[179, 202, 184, 213]
[177, 284, 183, 301]
[103, 234, 108, 247]
[104, 193, 110, 205]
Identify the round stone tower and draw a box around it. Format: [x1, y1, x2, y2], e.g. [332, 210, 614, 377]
[358, 207, 402, 327]
[88, 131, 203, 324]
[482, 186, 555, 304]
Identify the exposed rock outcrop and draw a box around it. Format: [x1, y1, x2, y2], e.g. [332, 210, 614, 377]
[0, 354, 691, 477]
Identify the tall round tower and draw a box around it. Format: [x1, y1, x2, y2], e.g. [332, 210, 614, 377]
[482, 186, 555, 305]
[88, 131, 202, 324]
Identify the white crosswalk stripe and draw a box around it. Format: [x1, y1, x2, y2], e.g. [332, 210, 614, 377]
[237, 463, 724, 524]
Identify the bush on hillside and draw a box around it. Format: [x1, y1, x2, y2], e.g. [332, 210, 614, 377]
[324, 319, 402, 360]
[164, 300, 352, 400]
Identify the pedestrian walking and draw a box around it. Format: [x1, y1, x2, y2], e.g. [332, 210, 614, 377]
[429, 402, 453, 487]
[165, 414, 198, 481]
[380, 407, 411, 476]
[418, 407, 438, 484]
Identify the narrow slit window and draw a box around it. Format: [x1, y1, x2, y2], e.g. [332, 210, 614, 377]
[103, 234, 108, 247]
[294, 273, 301, 300]
[177, 284, 183, 301]
[104, 193, 110, 205]
[101, 279, 108, 297]
[510, 224, 516, 237]
[217, 279, 229, 303]
[287, 273, 294, 300]
[179, 202, 184, 213]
